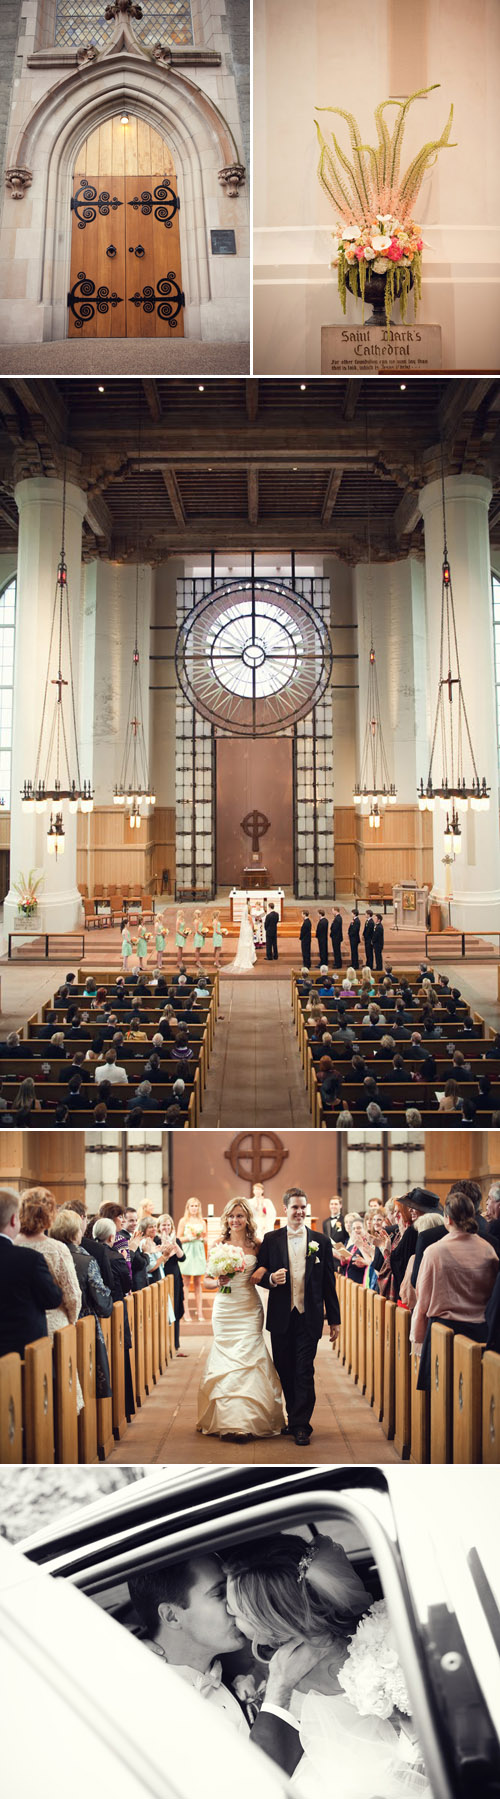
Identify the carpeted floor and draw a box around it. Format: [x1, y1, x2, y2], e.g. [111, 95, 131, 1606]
[0, 341, 250, 374]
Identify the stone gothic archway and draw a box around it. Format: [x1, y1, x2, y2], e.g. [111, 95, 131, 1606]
[0, 48, 248, 344]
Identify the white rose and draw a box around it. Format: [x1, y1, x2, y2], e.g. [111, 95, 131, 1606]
[372, 256, 390, 272]
[371, 233, 392, 253]
[363, 246, 375, 260]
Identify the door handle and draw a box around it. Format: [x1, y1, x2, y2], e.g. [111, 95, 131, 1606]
[129, 244, 145, 257]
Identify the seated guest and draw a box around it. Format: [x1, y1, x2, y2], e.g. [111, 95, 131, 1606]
[0, 1031, 26, 1057]
[317, 1056, 342, 1109]
[413, 1187, 498, 1391]
[125, 1107, 144, 1126]
[460, 1099, 478, 1125]
[386, 1052, 406, 1082]
[59, 1053, 85, 1083]
[48, 1031, 67, 1058]
[13, 1077, 41, 1116]
[95, 1047, 128, 1086]
[405, 1105, 422, 1125]
[0, 1186, 62, 1358]
[410, 1031, 425, 1060]
[332, 1008, 356, 1046]
[37, 1009, 57, 1039]
[92, 1102, 108, 1124]
[415, 1052, 437, 1083]
[173, 1028, 193, 1065]
[485, 1031, 500, 1060]
[54, 1104, 70, 1126]
[421, 1009, 442, 1038]
[438, 1079, 459, 1115]
[163, 1103, 185, 1127]
[486, 1183, 500, 1251]
[65, 1070, 91, 1110]
[128, 1079, 160, 1112]
[84, 1034, 105, 1065]
[143, 1053, 163, 1083]
[349, 1054, 367, 1082]
[366, 1101, 388, 1126]
[172, 1078, 189, 1112]
[363, 1075, 383, 1108]
[334, 1108, 353, 1127]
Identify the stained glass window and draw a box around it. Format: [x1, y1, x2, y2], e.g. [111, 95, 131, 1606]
[55, 1, 193, 50]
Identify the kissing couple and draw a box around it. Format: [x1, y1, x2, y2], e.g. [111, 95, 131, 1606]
[128, 1531, 430, 1798]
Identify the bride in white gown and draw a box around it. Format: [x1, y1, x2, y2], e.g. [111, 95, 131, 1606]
[224, 1534, 432, 1799]
[224, 899, 257, 973]
[197, 1198, 283, 1439]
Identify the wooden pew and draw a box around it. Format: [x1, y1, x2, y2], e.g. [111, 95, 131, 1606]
[382, 1300, 396, 1440]
[110, 1302, 127, 1440]
[53, 1324, 79, 1463]
[373, 1294, 385, 1422]
[394, 1307, 411, 1459]
[23, 1336, 55, 1463]
[133, 1289, 146, 1405]
[410, 1347, 429, 1463]
[76, 1315, 98, 1464]
[482, 1352, 500, 1463]
[96, 1314, 114, 1458]
[429, 1323, 453, 1462]
[453, 1335, 483, 1464]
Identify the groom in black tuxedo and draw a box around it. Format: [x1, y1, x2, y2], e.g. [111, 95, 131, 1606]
[264, 902, 279, 961]
[255, 1188, 340, 1446]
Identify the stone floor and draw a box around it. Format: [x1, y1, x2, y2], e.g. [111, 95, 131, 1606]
[0, 341, 250, 375]
[108, 1324, 400, 1467]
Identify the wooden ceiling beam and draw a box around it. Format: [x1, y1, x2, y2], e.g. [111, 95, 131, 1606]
[247, 466, 259, 525]
[321, 468, 344, 525]
[393, 486, 422, 538]
[246, 379, 259, 421]
[342, 381, 362, 419]
[142, 379, 162, 422]
[162, 469, 186, 528]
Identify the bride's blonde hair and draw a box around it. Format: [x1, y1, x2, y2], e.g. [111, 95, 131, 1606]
[224, 1534, 369, 1658]
[220, 1196, 259, 1252]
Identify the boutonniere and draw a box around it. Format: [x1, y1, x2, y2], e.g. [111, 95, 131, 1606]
[308, 1240, 320, 1257]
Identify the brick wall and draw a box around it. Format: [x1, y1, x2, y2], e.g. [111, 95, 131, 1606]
[0, 0, 22, 184]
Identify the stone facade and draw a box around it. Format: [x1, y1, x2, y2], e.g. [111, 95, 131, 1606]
[0, 0, 249, 344]
[0, 0, 22, 186]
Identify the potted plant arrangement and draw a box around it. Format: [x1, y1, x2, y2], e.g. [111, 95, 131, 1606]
[12, 869, 43, 930]
[315, 84, 455, 332]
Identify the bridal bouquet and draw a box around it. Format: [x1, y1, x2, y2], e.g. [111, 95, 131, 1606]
[315, 85, 455, 331]
[207, 1242, 246, 1294]
[338, 1599, 412, 1719]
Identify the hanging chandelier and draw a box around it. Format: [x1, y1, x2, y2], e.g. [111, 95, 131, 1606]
[418, 449, 490, 847]
[113, 411, 155, 827]
[20, 457, 94, 853]
[353, 412, 397, 823]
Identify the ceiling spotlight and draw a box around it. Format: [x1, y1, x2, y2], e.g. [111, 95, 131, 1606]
[400, 383, 406, 391]
[120, 113, 129, 125]
[198, 384, 204, 393]
[292, 465, 298, 472]
[98, 385, 105, 394]
[300, 383, 307, 391]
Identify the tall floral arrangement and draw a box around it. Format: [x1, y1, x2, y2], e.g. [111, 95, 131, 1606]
[315, 85, 455, 330]
[12, 868, 43, 916]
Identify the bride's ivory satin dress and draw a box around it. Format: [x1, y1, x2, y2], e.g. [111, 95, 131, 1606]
[224, 909, 257, 973]
[197, 1254, 284, 1437]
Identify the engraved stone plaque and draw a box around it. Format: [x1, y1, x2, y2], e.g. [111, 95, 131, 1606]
[322, 323, 442, 373]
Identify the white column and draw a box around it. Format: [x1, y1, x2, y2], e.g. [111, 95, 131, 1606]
[90, 562, 152, 803]
[354, 558, 428, 800]
[4, 475, 87, 936]
[419, 473, 500, 930]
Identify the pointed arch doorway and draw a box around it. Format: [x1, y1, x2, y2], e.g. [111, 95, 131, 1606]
[68, 118, 184, 337]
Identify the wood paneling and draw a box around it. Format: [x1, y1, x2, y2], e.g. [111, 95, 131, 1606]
[334, 806, 433, 897]
[425, 1131, 492, 1201]
[0, 1132, 86, 1207]
[77, 806, 174, 893]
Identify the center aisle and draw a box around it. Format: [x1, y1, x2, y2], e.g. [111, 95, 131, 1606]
[201, 977, 312, 1126]
[107, 1327, 399, 1467]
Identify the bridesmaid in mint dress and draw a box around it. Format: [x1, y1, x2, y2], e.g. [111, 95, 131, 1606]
[193, 909, 207, 961]
[212, 912, 227, 968]
[155, 915, 169, 969]
[177, 1196, 207, 1322]
[121, 925, 133, 972]
[175, 910, 190, 967]
[136, 924, 150, 969]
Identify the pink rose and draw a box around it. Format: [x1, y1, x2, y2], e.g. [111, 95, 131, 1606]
[388, 240, 403, 261]
[354, 246, 364, 260]
[416, 238, 423, 251]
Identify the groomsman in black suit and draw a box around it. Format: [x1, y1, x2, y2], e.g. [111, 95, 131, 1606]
[348, 910, 361, 969]
[373, 913, 385, 971]
[0, 1187, 62, 1359]
[363, 910, 374, 968]
[315, 910, 329, 966]
[255, 1188, 340, 1445]
[330, 907, 343, 968]
[264, 902, 279, 961]
[322, 1196, 348, 1271]
[299, 910, 312, 968]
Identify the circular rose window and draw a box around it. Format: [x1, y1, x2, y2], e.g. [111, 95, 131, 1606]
[175, 579, 332, 736]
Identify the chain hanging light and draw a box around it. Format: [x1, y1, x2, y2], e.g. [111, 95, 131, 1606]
[417, 446, 490, 857]
[113, 408, 155, 826]
[353, 410, 397, 825]
[20, 455, 93, 859]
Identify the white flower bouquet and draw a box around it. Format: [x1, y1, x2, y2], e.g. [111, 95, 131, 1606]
[338, 1599, 412, 1720]
[207, 1242, 246, 1294]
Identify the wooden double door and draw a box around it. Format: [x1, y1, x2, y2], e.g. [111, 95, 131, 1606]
[68, 120, 184, 337]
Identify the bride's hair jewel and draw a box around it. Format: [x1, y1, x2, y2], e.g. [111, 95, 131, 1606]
[297, 1540, 322, 1583]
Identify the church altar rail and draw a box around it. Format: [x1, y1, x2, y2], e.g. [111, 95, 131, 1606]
[8, 933, 86, 961]
[230, 887, 285, 922]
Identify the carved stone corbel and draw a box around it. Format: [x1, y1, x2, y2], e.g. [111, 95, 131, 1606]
[218, 164, 246, 199]
[104, 0, 143, 17]
[76, 44, 99, 66]
[151, 42, 172, 65]
[5, 167, 33, 200]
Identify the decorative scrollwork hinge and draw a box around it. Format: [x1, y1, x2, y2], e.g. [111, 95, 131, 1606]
[128, 179, 180, 225]
[129, 274, 184, 326]
[71, 183, 123, 228]
[67, 271, 123, 327]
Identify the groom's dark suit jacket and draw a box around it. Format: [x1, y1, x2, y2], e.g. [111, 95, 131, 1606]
[256, 1226, 339, 1338]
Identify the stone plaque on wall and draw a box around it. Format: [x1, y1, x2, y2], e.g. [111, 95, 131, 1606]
[321, 324, 442, 373]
